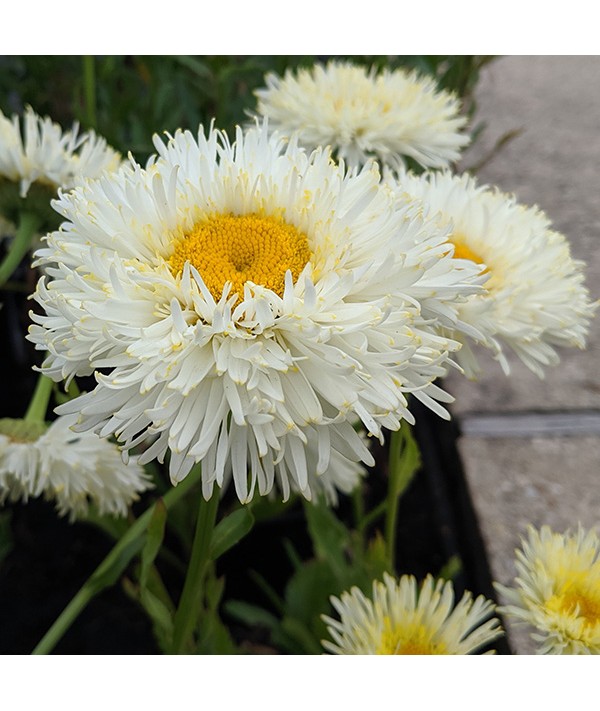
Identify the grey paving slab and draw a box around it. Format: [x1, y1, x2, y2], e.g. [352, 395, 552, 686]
[458, 436, 600, 654]
[446, 55, 600, 414]
[442, 56, 600, 655]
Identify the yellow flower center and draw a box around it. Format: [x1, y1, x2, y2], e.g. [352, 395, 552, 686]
[450, 233, 489, 273]
[376, 617, 448, 655]
[548, 580, 600, 627]
[168, 212, 311, 301]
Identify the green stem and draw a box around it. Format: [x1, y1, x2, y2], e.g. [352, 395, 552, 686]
[385, 429, 403, 571]
[82, 56, 97, 129]
[352, 484, 365, 530]
[23, 373, 54, 424]
[0, 212, 40, 288]
[359, 500, 387, 532]
[170, 487, 219, 654]
[32, 465, 202, 655]
[383, 424, 421, 572]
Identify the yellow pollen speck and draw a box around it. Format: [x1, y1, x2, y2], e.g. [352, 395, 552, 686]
[377, 617, 447, 655]
[168, 212, 311, 301]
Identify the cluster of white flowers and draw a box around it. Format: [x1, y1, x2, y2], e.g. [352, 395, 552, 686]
[0, 59, 597, 658]
[0, 61, 595, 534]
[8, 58, 592, 511]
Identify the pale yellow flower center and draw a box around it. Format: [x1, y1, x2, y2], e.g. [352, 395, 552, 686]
[450, 233, 489, 274]
[169, 212, 311, 301]
[376, 616, 448, 655]
[547, 577, 600, 628]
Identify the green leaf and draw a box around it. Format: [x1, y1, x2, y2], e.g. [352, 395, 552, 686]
[363, 532, 390, 579]
[279, 617, 323, 655]
[437, 554, 463, 582]
[282, 538, 303, 571]
[172, 55, 213, 79]
[248, 569, 286, 615]
[389, 425, 421, 500]
[140, 497, 167, 590]
[210, 506, 254, 559]
[194, 573, 239, 654]
[303, 499, 351, 579]
[204, 572, 226, 612]
[223, 600, 279, 630]
[140, 589, 173, 636]
[134, 583, 174, 652]
[87, 536, 145, 595]
[197, 614, 238, 655]
[284, 559, 345, 642]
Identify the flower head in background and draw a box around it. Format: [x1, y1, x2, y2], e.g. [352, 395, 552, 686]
[0, 414, 153, 521]
[496, 525, 600, 654]
[253, 60, 470, 171]
[322, 572, 503, 654]
[29, 121, 481, 504]
[390, 170, 597, 379]
[0, 105, 122, 228]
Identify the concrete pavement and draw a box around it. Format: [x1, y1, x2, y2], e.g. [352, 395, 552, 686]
[448, 56, 600, 654]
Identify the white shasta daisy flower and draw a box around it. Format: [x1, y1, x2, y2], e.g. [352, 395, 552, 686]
[322, 572, 503, 654]
[0, 108, 121, 292]
[0, 105, 122, 198]
[253, 60, 470, 171]
[29, 121, 481, 504]
[0, 414, 153, 521]
[496, 525, 600, 655]
[390, 170, 597, 378]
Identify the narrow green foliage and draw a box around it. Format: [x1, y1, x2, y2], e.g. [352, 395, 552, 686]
[223, 600, 280, 631]
[437, 554, 463, 582]
[140, 498, 167, 590]
[385, 425, 422, 570]
[304, 498, 351, 579]
[389, 425, 421, 500]
[32, 466, 202, 654]
[210, 506, 254, 559]
[195, 574, 237, 654]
